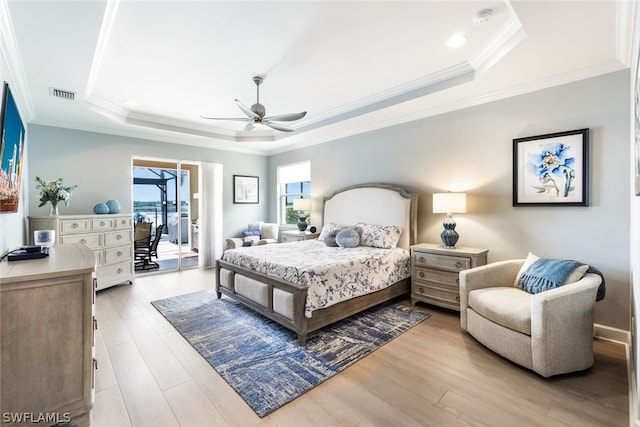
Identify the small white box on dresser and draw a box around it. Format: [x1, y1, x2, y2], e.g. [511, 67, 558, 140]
[29, 214, 134, 291]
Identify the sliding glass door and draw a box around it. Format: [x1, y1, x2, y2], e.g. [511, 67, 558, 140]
[132, 157, 200, 273]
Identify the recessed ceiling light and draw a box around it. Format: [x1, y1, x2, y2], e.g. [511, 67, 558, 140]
[447, 34, 467, 48]
[125, 99, 139, 107]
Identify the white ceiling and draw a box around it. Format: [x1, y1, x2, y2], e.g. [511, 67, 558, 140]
[1, 0, 632, 155]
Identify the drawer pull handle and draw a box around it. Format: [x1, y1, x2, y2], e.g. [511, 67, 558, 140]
[117, 251, 123, 256]
[455, 261, 462, 268]
[117, 268, 123, 274]
[418, 272, 425, 278]
[419, 257, 425, 263]
[116, 234, 122, 240]
[72, 223, 79, 228]
[100, 221, 106, 226]
[456, 278, 460, 284]
[80, 239, 87, 244]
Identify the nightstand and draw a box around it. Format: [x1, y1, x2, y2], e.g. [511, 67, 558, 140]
[410, 243, 488, 311]
[282, 230, 320, 243]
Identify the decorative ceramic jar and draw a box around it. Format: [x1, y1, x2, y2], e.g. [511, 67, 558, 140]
[93, 203, 109, 214]
[105, 199, 121, 214]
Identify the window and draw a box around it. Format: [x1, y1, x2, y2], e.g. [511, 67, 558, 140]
[277, 161, 311, 225]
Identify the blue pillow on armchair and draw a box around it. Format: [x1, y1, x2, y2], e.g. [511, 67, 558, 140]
[242, 230, 261, 246]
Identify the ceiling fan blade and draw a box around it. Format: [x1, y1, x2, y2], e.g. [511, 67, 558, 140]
[200, 116, 249, 121]
[243, 122, 255, 132]
[264, 111, 307, 122]
[235, 99, 260, 120]
[262, 120, 295, 132]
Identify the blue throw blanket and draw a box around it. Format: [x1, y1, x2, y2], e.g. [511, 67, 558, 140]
[518, 258, 606, 301]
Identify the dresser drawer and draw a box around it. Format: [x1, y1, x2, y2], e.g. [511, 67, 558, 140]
[91, 218, 113, 231]
[97, 261, 132, 286]
[59, 219, 90, 234]
[414, 266, 460, 287]
[413, 252, 470, 271]
[104, 230, 132, 248]
[114, 216, 132, 230]
[60, 232, 102, 250]
[104, 245, 132, 265]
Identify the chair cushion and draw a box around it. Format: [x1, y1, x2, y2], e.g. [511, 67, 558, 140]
[468, 287, 532, 335]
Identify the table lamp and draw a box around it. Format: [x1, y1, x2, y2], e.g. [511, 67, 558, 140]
[432, 192, 467, 248]
[292, 198, 312, 232]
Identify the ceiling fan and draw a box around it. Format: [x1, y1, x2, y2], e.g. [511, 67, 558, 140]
[201, 76, 307, 132]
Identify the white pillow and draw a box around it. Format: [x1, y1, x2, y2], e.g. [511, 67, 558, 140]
[514, 252, 589, 287]
[514, 252, 540, 287]
[355, 223, 403, 249]
[318, 223, 345, 241]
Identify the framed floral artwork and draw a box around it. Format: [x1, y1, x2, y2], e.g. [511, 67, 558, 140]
[233, 175, 259, 204]
[513, 128, 589, 206]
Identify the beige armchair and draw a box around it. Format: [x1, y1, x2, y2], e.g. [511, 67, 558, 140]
[459, 259, 602, 378]
[226, 222, 279, 250]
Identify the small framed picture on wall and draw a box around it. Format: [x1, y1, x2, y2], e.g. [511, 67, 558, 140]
[233, 175, 259, 204]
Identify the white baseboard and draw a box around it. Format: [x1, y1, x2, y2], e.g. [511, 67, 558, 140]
[594, 323, 630, 344]
[593, 323, 635, 426]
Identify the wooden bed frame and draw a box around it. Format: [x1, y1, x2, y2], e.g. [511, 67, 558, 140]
[215, 183, 418, 344]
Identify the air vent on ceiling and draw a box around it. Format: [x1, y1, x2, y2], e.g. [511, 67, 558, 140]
[49, 87, 75, 100]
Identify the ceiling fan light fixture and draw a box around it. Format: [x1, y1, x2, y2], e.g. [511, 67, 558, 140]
[201, 76, 307, 135]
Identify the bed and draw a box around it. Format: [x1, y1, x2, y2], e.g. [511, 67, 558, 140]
[215, 183, 418, 344]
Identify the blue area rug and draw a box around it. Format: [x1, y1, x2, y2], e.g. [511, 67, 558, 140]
[151, 290, 430, 417]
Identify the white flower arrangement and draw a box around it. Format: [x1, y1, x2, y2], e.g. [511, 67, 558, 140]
[35, 176, 77, 207]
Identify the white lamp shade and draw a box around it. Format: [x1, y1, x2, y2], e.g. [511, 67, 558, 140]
[293, 198, 312, 211]
[433, 193, 467, 214]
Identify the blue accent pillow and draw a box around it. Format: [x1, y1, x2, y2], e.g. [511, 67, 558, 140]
[243, 230, 261, 238]
[336, 228, 360, 248]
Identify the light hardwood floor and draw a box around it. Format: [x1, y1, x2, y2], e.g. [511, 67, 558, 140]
[92, 268, 629, 427]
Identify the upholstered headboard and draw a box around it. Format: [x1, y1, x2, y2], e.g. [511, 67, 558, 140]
[322, 183, 418, 250]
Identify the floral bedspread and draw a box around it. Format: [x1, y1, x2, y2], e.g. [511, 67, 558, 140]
[221, 239, 411, 318]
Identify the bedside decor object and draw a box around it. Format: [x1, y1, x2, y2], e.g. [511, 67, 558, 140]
[233, 175, 259, 204]
[106, 199, 121, 214]
[93, 202, 109, 214]
[33, 229, 55, 247]
[309, 226, 317, 233]
[513, 128, 589, 206]
[433, 192, 467, 248]
[34, 176, 77, 216]
[292, 197, 311, 232]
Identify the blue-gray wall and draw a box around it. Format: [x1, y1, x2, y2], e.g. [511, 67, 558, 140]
[269, 70, 630, 331]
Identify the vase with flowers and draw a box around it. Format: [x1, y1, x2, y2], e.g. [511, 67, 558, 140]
[35, 176, 78, 216]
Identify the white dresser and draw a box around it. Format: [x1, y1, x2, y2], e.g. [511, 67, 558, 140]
[29, 214, 133, 291]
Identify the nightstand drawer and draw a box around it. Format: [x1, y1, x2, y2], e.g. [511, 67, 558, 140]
[413, 283, 460, 304]
[414, 267, 459, 287]
[413, 252, 470, 271]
